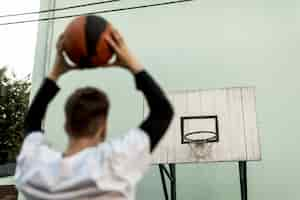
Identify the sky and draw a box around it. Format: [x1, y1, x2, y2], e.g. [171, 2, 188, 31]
[0, 0, 40, 78]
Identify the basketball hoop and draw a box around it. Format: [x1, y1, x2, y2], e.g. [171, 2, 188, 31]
[180, 115, 219, 159]
[183, 131, 217, 144]
[185, 131, 216, 159]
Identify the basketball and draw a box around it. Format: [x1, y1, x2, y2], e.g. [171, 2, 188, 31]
[63, 15, 114, 68]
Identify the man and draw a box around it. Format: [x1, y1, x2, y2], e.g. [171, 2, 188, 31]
[15, 27, 174, 200]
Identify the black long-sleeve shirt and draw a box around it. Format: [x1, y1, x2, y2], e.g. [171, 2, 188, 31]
[24, 70, 174, 152]
[136, 71, 174, 151]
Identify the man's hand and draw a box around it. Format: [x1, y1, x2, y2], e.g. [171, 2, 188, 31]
[48, 33, 71, 81]
[104, 28, 144, 74]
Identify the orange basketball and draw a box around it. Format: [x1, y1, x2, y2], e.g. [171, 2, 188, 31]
[63, 15, 114, 68]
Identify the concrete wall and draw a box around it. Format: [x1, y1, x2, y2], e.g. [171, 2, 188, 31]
[15, 0, 300, 199]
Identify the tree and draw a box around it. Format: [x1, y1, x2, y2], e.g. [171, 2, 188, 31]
[0, 67, 31, 163]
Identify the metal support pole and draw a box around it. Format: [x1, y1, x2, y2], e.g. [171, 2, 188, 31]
[239, 161, 247, 200]
[159, 164, 169, 200]
[169, 164, 176, 200]
[159, 164, 177, 200]
[159, 162, 247, 200]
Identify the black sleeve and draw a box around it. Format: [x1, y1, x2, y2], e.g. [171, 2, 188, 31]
[24, 78, 60, 137]
[135, 70, 174, 152]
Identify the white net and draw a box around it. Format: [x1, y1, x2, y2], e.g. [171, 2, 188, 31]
[188, 142, 213, 159]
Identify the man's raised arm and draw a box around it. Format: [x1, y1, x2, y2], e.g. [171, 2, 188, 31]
[135, 71, 174, 152]
[24, 34, 69, 137]
[105, 28, 174, 152]
[24, 79, 60, 136]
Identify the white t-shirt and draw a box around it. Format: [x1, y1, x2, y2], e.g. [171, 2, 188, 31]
[15, 128, 151, 200]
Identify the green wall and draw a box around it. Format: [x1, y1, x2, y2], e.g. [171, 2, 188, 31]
[3, 0, 300, 199]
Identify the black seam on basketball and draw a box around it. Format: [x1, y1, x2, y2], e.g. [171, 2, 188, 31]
[81, 15, 107, 67]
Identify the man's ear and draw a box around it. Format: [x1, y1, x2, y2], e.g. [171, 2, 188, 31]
[97, 120, 107, 142]
[102, 122, 107, 140]
[64, 123, 71, 135]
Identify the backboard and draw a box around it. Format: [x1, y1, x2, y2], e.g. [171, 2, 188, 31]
[143, 87, 261, 164]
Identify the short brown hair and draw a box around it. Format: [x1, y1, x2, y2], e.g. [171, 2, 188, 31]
[65, 87, 109, 138]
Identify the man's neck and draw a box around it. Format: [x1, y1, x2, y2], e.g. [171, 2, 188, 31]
[63, 137, 101, 157]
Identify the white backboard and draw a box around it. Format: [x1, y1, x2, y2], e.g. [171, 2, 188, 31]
[143, 87, 261, 164]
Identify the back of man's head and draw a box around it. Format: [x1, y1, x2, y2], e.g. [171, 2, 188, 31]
[64, 87, 110, 138]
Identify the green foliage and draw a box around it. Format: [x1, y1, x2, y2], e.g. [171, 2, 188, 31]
[0, 67, 31, 162]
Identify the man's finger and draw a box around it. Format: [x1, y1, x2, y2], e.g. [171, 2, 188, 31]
[110, 28, 123, 45]
[114, 29, 124, 44]
[57, 34, 63, 44]
[56, 33, 65, 49]
[105, 35, 119, 53]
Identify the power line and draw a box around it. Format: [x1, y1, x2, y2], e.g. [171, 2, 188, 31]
[0, 0, 119, 18]
[0, 0, 193, 26]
